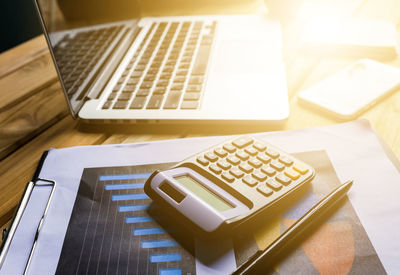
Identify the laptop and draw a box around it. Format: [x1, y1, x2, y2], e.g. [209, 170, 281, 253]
[33, 0, 289, 124]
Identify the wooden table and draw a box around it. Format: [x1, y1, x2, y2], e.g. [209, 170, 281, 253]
[1, 0, 400, 239]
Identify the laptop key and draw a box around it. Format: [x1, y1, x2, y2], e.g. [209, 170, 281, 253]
[130, 96, 147, 109]
[183, 92, 200, 101]
[153, 87, 167, 95]
[140, 82, 153, 89]
[146, 95, 164, 109]
[186, 85, 202, 93]
[102, 101, 112, 109]
[118, 93, 131, 101]
[164, 91, 182, 109]
[107, 92, 117, 100]
[181, 100, 199, 109]
[156, 80, 169, 87]
[189, 76, 204, 85]
[192, 43, 211, 75]
[113, 101, 128, 109]
[136, 89, 150, 96]
[171, 84, 184, 91]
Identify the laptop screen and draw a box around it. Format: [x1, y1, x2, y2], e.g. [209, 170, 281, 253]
[34, 0, 141, 116]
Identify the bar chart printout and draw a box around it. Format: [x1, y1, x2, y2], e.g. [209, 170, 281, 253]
[56, 163, 196, 275]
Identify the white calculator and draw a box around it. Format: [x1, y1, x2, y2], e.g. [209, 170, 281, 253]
[144, 136, 315, 236]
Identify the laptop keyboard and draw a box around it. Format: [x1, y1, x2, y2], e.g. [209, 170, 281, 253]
[53, 26, 124, 98]
[102, 20, 217, 111]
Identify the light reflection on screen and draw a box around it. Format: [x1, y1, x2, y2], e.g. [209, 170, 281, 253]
[35, 0, 140, 115]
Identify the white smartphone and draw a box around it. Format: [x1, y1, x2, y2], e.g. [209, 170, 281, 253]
[298, 59, 400, 120]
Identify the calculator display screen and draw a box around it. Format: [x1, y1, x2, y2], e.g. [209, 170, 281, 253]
[174, 175, 233, 212]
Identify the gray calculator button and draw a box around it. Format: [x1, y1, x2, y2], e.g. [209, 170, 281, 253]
[196, 156, 209, 166]
[265, 148, 280, 159]
[257, 154, 271, 164]
[266, 178, 282, 191]
[270, 160, 285, 171]
[217, 160, 231, 170]
[204, 152, 218, 162]
[253, 142, 266, 152]
[284, 168, 300, 180]
[243, 175, 257, 187]
[209, 164, 222, 174]
[293, 163, 309, 174]
[227, 155, 240, 166]
[248, 158, 262, 169]
[257, 184, 273, 197]
[276, 174, 292, 185]
[223, 144, 236, 153]
[214, 148, 227, 158]
[222, 172, 235, 183]
[239, 163, 253, 174]
[252, 171, 267, 181]
[232, 137, 253, 149]
[244, 147, 258, 156]
[236, 151, 249, 161]
[230, 168, 244, 178]
[261, 166, 276, 176]
[279, 156, 294, 166]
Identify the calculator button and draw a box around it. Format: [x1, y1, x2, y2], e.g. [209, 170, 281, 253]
[284, 168, 300, 180]
[257, 184, 273, 197]
[266, 178, 282, 191]
[196, 156, 209, 166]
[293, 163, 309, 174]
[230, 168, 244, 178]
[236, 151, 249, 161]
[232, 137, 253, 149]
[253, 142, 266, 152]
[227, 155, 240, 166]
[204, 152, 218, 162]
[270, 160, 285, 171]
[214, 148, 227, 158]
[222, 172, 235, 183]
[279, 156, 293, 166]
[244, 147, 258, 156]
[223, 143, 236, 153]
[217, 160, 231, 170]
[257, 154, 271, 164]
[252, 171, 267, 181]
[239, 163, 253, 174]
[243, 175, 258, 187]
[209, 164, 222, 174]
[261, 166, 276, 176]
[265, 148, 280, 159]
[275, 174, 291, 185]
[248, 158, 262, 169]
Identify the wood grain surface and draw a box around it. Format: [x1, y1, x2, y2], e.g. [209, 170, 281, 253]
[0, 0, 399, 231]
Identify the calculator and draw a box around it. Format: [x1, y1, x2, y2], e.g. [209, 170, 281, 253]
[144, 136, 315, 236]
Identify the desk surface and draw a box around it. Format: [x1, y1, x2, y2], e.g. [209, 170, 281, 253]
[1, 0, 399, 233]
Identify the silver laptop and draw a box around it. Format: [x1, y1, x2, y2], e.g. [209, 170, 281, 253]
[34, 0, 289, 124]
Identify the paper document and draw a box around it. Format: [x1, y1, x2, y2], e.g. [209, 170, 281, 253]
[1, 120, 399, 274]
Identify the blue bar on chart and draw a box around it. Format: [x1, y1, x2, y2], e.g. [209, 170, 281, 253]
[141, 239, 178, 249]
[99, 173, 152, 181]
[112, 193, 149, 201]
[105, 182, 145, 190]
[126, 216, 153, 224]
[118, 204, 149, 212]
[133, 227, 165, 236]
[159, 268, 182, 275]
[150, 253, 182, 263]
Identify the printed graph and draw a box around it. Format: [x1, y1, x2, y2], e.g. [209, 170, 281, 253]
[56, 163, 195, 275]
